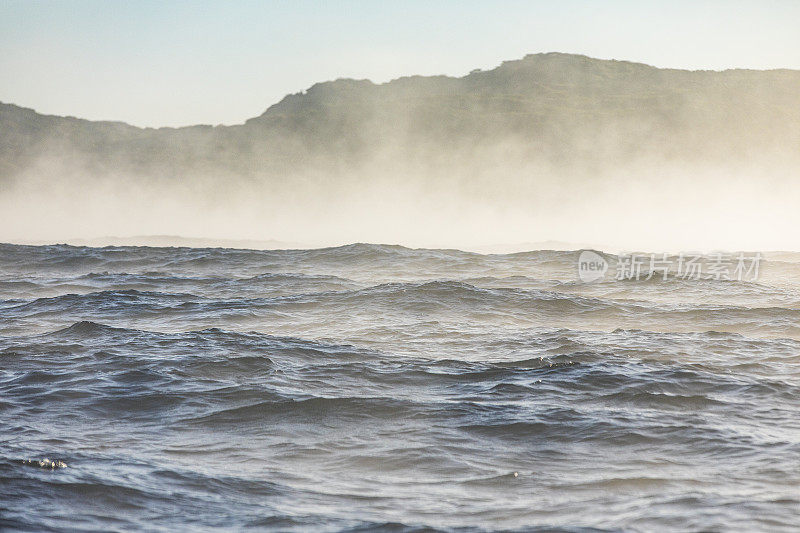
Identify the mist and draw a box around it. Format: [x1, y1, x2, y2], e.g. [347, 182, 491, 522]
[2, 53, 800, 253]
[3, 151, 798, 253]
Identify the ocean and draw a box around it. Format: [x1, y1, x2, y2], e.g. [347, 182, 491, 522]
[1, 243, 798, 531]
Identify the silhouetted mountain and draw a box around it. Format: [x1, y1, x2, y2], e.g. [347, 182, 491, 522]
[2, 52, 800, 186]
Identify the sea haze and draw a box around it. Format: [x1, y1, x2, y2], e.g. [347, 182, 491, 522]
[2, 53, 800, 250]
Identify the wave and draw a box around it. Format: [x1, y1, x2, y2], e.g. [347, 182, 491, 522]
[5, 280, 800, 337]
[4, 242, 800, 531]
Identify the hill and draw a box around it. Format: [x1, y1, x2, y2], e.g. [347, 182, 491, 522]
[3, 52, 799, 186]
[3, 53, 800, 248]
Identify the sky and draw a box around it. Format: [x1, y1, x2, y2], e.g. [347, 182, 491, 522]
[2, 0, 799, 127]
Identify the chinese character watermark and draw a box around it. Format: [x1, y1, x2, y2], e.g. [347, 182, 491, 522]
[577, 251, 761, 282]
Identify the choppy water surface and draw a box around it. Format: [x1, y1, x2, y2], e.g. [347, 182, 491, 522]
[1, 243, 799, 531]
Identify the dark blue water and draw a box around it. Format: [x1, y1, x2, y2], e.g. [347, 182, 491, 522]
[1, 243, 799, 531]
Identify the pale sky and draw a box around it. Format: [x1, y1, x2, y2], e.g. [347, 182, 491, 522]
[2, 0, 799, 127]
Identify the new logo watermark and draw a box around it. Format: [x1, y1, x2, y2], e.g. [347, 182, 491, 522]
[577, 250, 608, 282]
[576, 251, 761, 282]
